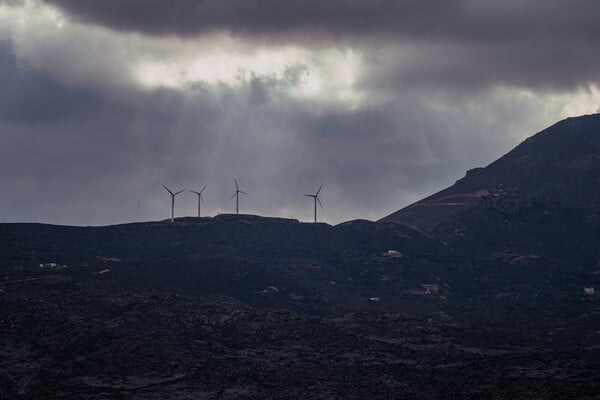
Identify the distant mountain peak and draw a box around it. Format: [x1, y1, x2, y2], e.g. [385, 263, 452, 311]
[380, 113, 600, 228]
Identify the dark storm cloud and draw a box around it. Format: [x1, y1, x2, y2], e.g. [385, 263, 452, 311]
[41, 0, 600, 91]
[0, 85, 222, 225]
[0, 42, 102, 123]
[40, 0, 600, 41]
[361, 38, 600, 93]
[42, 0, 458, 37]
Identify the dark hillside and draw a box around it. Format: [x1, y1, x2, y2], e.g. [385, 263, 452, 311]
[2, 209, 600, 398]
[381, 113, 600, 228]
[3, 115, 600, 398]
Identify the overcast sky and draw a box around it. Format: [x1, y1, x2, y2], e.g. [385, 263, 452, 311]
[1, 0, 599, 225]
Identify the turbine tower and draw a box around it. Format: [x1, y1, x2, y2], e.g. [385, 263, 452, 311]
[231, 179, 248, 215]
[163, 185, 184, 222]
[304, 184, 324, 223]
[189, 185, 207, 218]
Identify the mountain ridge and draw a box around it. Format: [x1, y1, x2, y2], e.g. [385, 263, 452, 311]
[380, 113, 600, 228]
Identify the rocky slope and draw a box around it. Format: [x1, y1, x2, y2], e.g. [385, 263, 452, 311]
[380, 113, 600, 228]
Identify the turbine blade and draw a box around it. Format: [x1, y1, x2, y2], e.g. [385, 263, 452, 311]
[230, 193, 237, 199]
[163, 185, 173, 195]
[235, 179, 239, 190]
[317, 197, 324, 209]
[200, 185, 207, 194]
[239, 190, 249, 195]
[174, 190, 185, 196]
[316, 184, 323, 195]
[189, 190, 200, 195]
[304, 194, 315, 198]
[200, 195, 205, 205]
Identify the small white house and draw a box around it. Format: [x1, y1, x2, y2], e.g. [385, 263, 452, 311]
[39, 263, 66, 269]
[383, 250, 403, 258]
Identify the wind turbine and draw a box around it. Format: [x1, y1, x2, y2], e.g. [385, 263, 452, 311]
[231, 179, 248, 215]
[163, 185, 185, 222]
[304, 184, 324, 223]
[189, 185, 207, 218]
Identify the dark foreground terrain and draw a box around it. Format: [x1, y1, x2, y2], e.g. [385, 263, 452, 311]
[1, 209, 600, 399]
[3, 114, 600, 399]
